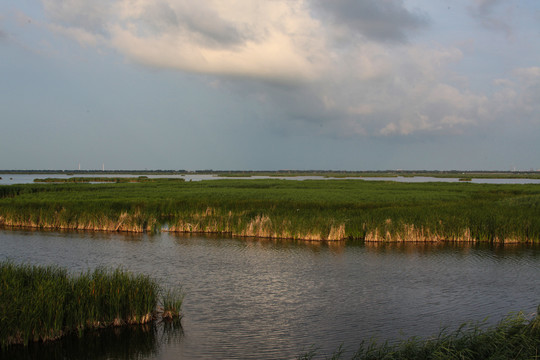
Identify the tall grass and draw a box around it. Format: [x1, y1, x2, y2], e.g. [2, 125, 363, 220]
[160, 289, 184, 320]
[1, 179, 539, 242]
[299, 306, 540, 359]
[0, 262, 183, 348]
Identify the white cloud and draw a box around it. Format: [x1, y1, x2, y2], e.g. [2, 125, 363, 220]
[509, 67, 540, 115]
[37, 0, 537, 138]
[512, 66, 540, 82]
[47, 0, 329, 82]
[48, 23, 103, 46]
[485, 67, 540, 128]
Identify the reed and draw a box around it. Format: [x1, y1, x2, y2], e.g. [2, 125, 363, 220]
[160, 289, 184, 320]
[0, 262, 183, 348]
[299, 306, 540, 359]
[1, 179, 539, 242]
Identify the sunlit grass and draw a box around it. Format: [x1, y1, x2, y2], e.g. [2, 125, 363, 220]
[0, 262, 183, 348]
[1, 179, 539, 242]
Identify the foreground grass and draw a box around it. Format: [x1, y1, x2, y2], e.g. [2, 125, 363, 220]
[300, 306, 540, 359]
[1, 179, 539, 242]
[0, 262, 183, 348]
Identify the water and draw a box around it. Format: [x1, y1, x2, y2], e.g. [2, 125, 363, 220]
[2, 173, 540, 184]
[1, 229, 539, 359]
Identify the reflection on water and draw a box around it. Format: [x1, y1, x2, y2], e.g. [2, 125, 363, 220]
[0, 229, 539, 359]
[3, 320, 183, 360]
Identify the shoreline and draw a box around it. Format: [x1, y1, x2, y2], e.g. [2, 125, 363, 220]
[0, 222, 535, 243]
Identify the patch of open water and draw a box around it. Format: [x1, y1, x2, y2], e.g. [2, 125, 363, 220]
[2, 173, 540, 184]
[1, 229, 539, 359]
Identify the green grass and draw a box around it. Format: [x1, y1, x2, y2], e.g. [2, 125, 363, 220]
[1, 179, 539, 242]
[299, 306, 540, 359]
[0, 262, 183, 348]
[161, 289, 184, 320]
[33, 176, 185, 183]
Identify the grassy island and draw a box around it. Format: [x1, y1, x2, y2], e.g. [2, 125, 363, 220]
[0, 262, 183, 348]
[0, 179, 539, 242]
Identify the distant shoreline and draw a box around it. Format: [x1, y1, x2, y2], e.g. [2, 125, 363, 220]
[1, 169, 540, 179]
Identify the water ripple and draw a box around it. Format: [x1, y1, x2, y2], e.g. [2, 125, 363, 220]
[1, 229, 539, 359]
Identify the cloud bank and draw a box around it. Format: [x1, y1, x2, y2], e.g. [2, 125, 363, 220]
[39, 0, 539, 139]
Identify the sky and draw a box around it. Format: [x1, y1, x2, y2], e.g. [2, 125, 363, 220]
[1, 0, 539, 171]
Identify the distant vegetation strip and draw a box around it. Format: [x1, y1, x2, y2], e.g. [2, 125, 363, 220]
[2, 169, 540, 179]
[33, 177, 185, 183]
[0, 262, 183, 348]
[0, 179, 539, 242]
[299, 306, 540, 360]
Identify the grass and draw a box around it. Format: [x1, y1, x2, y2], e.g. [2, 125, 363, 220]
[33, 176, 185, 183]
[299, 306, 540, 359]
[0, 261, 183, 348]
[160, 289, 184, 320]
[0, 179, 539, 242]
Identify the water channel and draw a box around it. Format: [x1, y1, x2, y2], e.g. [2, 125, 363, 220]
[1, 229, 539, 359]
[2, 173, 540, 185]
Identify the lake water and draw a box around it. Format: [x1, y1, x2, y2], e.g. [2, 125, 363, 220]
[1, 229, 539, 359]
[2, 173, 540, 185]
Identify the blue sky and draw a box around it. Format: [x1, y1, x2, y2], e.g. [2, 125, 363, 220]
[1, 0, 539, 171]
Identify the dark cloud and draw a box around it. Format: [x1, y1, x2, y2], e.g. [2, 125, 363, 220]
[311, 0, 428, 42]
[178, 10, 245, 47]
[468, 0, 511, 35]
[143, 2, 180, 32]
[473, 0, 501, 15]
[0, 17, 7, 41]
[43, 0, 111, 35]
[141, 2, 246, 48]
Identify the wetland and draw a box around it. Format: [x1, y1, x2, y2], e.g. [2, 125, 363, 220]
[1, 174, 539, 358]
[1, 178, 540, 242]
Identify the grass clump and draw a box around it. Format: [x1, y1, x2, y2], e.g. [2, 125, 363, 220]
[0, 261, 183, 349]
[160, 289, 184, 320]
[299, 306, 540, 359]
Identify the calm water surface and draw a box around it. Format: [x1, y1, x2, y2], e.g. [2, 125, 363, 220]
[1, 229, 539, 359]
[2, 173, 540, 184]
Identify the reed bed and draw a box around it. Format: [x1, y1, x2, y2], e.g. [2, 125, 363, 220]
[299, 306, 540, 359]
[33, 177, 185, 183]
[0, 179, 539, 242]
[0, 262, 183, 348]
